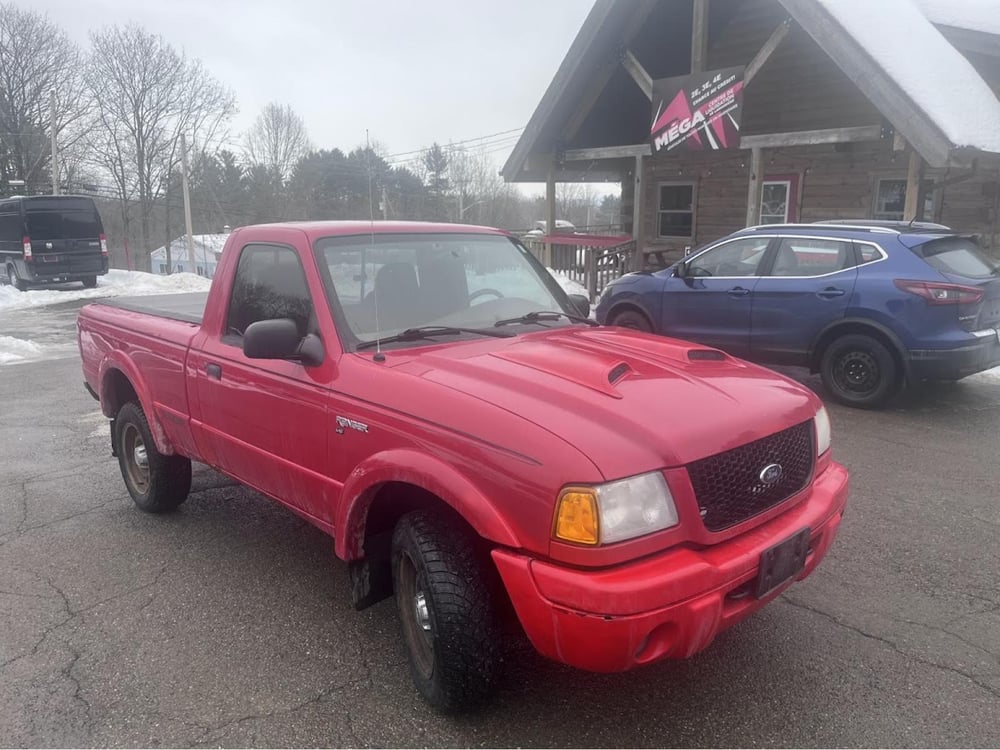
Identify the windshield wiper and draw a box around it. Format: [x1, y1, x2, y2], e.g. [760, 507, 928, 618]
[494, 310, 599, 328]
[355, 325, 515, 350]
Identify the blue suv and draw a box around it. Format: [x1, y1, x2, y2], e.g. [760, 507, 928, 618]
[595, 221, 1000, 408]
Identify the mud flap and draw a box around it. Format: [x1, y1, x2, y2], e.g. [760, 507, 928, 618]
[348, 529, 393, 610]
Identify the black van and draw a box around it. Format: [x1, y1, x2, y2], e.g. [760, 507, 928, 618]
[0, 195, 109, 290]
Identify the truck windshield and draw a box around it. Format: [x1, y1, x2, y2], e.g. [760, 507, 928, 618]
[25, 208, 102, 240]
[315, 233, 571, 345]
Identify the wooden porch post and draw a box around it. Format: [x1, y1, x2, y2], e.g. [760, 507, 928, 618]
[631, 154, 644, 271]
[746, 147, 764, 226]
[691, 0, 709, 73]
[904, 149, 925, 221]
[545, 166, 556, 267]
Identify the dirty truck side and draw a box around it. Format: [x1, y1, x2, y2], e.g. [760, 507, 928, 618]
[78, 221, 849, 711]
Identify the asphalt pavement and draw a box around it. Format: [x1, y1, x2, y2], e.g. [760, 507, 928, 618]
[0, 298, 998, 747]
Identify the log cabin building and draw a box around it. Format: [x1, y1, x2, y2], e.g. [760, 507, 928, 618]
[503, 0, 1000, 268]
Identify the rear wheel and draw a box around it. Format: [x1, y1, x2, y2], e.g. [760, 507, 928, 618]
[391, 510, 501, 712]
[609, 308, 653, 333]
[114, 401, 191, 512]
[82, 275, 98, 289]
[820, 333, 901, 409]
[7, 265, 27, 291]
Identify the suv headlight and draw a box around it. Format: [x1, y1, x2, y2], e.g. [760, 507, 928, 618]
[814, 405, 832, 456]
[554, 471, 679, 546]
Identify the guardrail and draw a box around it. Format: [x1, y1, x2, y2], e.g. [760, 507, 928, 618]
[521, 233, 638, 302]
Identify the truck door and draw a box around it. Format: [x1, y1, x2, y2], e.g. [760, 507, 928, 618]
[188, 242, 337, 526]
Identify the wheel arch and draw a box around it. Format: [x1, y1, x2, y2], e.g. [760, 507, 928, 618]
[97, 354, 177, 455]
[809, 318, 909, 378]
[604, 300, 655, 330]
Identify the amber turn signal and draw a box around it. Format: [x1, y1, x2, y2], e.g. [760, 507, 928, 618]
[554, 488, 600, 545]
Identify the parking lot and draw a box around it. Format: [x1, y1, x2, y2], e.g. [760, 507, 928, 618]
[1, 298, 998, 748]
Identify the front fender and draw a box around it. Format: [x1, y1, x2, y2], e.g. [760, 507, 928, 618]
[97, 352, 176, 455]
[335, 448, 521, 561]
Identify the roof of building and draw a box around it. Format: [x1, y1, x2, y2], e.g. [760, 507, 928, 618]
[150, 234, 229, 263]
[502, 0, 1000, 179]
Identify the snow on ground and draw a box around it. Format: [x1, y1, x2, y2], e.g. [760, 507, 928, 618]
[0, 269, 211, 366]
[0, 269, 211, 314]
[913, 0, 1000, 37]
[546, 267, 589, 299]
[965, 365, 1000, 384]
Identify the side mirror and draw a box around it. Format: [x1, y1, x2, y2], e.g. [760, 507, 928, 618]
[243, 318, 325, 367]
[567, 293, 590, 318]
[672, 263, 686, 278]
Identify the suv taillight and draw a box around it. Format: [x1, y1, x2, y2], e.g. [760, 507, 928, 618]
[100, 233, 108, 257]
[22, 236, 32, 260]
[894, 279, 984, 305]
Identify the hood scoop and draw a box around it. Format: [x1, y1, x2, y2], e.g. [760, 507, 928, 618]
[490, 341, 635, 398]
[608, 362, 632, 384]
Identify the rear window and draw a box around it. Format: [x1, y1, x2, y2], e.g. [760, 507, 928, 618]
[25, 208, 102, 240]
[911, 237, 998, 279]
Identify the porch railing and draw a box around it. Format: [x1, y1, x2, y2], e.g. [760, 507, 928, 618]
[521, 233, 637, 302]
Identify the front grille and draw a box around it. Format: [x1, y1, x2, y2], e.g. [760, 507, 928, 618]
[687, 421, 814, 532]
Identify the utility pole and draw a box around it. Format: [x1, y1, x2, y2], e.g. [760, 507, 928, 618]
[381, 184, 389, 220]
[180, 133, 196, 272]
[50, 91, 58, 195]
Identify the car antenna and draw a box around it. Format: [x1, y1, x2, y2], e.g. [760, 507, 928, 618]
[366, 129, 385, 363]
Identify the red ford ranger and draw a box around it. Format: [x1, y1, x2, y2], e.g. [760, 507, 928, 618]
[78, 221, 849, 711]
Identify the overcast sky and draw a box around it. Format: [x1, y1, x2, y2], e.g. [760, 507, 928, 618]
[26, 0, 592, 173]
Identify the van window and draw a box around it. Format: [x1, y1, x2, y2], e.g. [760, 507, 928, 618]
[25, 208, 102, 240]
[0, 211, 23, 241]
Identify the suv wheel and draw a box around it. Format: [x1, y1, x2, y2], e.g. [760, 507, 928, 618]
[820, 333, 901, 409]
[609, 308, 653, 333]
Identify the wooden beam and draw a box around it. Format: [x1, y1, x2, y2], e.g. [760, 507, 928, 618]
[740, 124, 883, 149]
[563, 144, 651, 161]
[745, 19, 791, 86]
[546, 167, 557, 266]
[631, 154, 644, 268]
[622, 49, 653, 101]
[904, 149, 925, 221]
[746, 147, 764, 226]
[691, 0, 709, 73]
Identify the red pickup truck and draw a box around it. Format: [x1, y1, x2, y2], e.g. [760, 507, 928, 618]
[78, 221, 849, 711]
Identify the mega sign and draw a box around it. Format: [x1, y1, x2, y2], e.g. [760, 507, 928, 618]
[651, 66, 745, 153]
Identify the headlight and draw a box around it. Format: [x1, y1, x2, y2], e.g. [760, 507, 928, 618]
[554, 471, 679, 546]
[814, 405, 832, 456]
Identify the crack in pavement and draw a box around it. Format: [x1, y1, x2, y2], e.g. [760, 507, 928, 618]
[781, 596, 1000, 699]
[0, 497, 121, 548]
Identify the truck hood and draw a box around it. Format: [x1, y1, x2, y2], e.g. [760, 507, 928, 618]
[392, 327, 819, 480]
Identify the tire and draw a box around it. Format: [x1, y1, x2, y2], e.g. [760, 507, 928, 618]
[114, 401, 191, 513]
[82, 275, 98, 289]
[820, 333, 901, 409]
[391, 509, 502, 712]
[8, 265, 27, 292]
[609, 307, 653, 333]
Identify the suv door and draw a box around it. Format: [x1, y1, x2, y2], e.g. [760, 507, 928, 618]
[750, 236, 858, 365]
[660, 235, 773, 356]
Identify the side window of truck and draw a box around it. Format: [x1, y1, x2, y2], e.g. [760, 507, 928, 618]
[226, 244, 314, 340]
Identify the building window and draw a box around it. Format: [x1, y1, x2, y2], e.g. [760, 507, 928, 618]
[159, 264, 167, 273]
[874, 178, 906, 220]
[760, 174, 800, 224]
[874, 178, 937, 221]
[657, 182, 695, 238]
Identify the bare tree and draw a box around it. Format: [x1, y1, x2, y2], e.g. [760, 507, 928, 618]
[243, 103, 310, 183]
[0, 3, 89, 194]
[86, 24, 236, 269]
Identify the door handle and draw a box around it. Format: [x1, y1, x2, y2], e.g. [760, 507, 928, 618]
[728, 287, 751, 297]
[205, 363, 222, 380]
[816, 287, 846, 298]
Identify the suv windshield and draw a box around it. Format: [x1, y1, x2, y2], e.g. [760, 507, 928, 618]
[912, 236, 998, 279]
[316, 233, 571, 346]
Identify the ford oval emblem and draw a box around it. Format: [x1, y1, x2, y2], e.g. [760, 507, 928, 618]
[759, 463, 783, 485]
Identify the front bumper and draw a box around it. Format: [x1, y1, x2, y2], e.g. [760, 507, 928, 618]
[492, 461, 848, 672]
[909, 330, 1000, 380]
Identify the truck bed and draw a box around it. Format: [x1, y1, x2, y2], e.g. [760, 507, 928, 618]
[98, 292, 209, 325]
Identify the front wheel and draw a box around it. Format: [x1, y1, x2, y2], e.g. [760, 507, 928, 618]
[820, 333, 901, 409]
[114, 401, 192, 512]
[392, 510, 502, 712]
[608, 308, 653, 333]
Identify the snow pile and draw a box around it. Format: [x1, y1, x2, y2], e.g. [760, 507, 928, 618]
[913, 0, 1000, 37]
[0, 336, 44, 365]
[966, 365, 1000, 384]
[815, 0, 1000, 154]
[0, 269, 211, 313]
[546, 267, 589, 299]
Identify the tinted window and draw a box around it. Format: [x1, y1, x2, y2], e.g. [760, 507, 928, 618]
[855, 243, 884, 265]
[687, 237, 770, 277]
[912, 237, 998, 279]
[657, 183, 695, 238]
[227, 244, 313, 338]
[25, 209, 102, 240]
[770, 238, 852, 277]
[0, 211, 23, 242]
